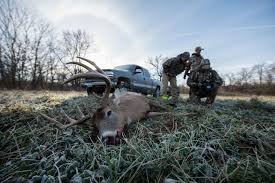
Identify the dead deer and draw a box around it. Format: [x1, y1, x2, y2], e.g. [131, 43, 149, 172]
[39, 57, 192, 145]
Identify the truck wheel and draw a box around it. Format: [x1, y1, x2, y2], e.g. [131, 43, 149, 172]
[153, 87, 160, 98]
[87, 87, 93, 96]
[87, 87, 104, 96]
[117, 80, 131, 91]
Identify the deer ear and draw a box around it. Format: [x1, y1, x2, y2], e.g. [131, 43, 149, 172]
[89, 113, 97, 127]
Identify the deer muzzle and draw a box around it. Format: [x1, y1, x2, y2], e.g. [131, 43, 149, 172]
[101, 129, 123, 145]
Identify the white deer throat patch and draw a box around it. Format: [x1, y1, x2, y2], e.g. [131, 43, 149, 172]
[101, 131, 117, 138]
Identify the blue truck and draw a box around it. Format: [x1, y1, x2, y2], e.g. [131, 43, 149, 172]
[81, 64, 161, 97]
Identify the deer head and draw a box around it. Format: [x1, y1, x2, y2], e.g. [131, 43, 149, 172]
[39, 57, 123, 145]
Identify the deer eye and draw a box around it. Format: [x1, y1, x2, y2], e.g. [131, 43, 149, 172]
[107, 110, 112, 117]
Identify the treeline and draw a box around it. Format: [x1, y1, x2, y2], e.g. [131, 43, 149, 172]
[0, 0, 93, 90]
[220, 63, 275, 95]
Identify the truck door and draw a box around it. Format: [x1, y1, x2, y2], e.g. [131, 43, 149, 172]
[132, 66, 147, 93]
[143, 69, 153, 94]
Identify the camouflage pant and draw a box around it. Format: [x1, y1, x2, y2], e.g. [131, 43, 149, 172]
[189, 87, 218, 105]
[161, 71, 179, 103]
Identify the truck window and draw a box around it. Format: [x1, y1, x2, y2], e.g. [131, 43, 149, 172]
[135, 68, 143, 73]
[134, 67, 144, 79]
[114, 65, 132, 71]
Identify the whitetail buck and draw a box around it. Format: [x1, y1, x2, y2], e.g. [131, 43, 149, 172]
[40, 57, 191, 145]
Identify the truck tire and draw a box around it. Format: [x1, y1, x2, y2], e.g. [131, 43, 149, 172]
[87, 87, 104, 96]
[87, 87, 93, 96]
[153, 87, 160, 98]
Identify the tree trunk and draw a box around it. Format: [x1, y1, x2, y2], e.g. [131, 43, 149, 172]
[0, 46, 3, 82]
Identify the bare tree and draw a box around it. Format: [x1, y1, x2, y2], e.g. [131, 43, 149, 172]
[62, 30, 92, 88]
[30, 21, 52, 89]
[264, 62, 275, 86]
[146, 55, 167, 81]
[238, 68, 253, 85]
[265, 73, 273, 86]
[0, 0, 52, 89]
[225, 72, 236, 86]
[271, 63, 275, 73]
[0, 0, 23, 88]
[252, 63, 266, 85]
[0, 0, 96, 90]
[0, 39, 4, 83]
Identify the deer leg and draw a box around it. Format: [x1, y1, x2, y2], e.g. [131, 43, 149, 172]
[146, 112, 170, 117]
[148, 100, 169, 111]
[147, 112, 196, 117]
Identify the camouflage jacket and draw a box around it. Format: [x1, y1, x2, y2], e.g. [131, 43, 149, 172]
[187, 69, 223, 88]
[162, 55, 189, 77]
[190, 53, 204, 71]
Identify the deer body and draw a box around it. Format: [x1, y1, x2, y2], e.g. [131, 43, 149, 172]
[114, 91, 150, 124]
[93, 91, 152, 144]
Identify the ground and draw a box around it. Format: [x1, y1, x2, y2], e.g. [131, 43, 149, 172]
[0, 90, 275, 183]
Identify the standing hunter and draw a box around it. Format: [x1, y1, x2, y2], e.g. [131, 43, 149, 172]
[161, 52, 190, 106]
[190, 46, 205, 72]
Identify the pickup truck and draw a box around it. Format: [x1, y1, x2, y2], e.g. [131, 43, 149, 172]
[81, 64, 161, 97]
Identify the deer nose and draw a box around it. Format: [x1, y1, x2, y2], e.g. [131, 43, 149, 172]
[102, 136, 121, 145]
[102, 130, 123, 145]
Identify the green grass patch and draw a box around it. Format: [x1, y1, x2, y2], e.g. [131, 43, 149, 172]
[0, 91, 275, 182]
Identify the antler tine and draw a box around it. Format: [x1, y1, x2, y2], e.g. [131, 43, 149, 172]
[62, 72, 111, 107]
[38, 112, 66, 129]
[61, 109, 76, 123]
[60, 109, 91, 128]
[77, 106, 85, 118]
[39, 109, 91, 130]
[76, 56, 105, 75]
[66, 62, 93, 71]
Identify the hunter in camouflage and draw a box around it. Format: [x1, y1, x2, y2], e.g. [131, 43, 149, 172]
[190, 46, 204, 72]
[161, 52, 190, 105]
[187, 59, 223, 105]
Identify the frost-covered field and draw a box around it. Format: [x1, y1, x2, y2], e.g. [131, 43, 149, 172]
[0, 90, 275, 183]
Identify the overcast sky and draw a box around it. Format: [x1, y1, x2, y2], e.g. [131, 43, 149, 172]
[22, 0, 275, 74]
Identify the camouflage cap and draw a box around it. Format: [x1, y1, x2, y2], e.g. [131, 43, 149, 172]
[195, 46, 204, 52]
[181, 52, 190, 59]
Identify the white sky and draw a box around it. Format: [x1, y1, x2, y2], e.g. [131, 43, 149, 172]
[22, 0, 275, 77]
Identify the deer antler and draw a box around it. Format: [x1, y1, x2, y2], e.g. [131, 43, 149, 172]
[39, 106, 91, 129]
[66, 62, 93, 71]
[77, 56, 105, 74]
[40, 58, 111, 132]
[63, 68, 111, 108]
